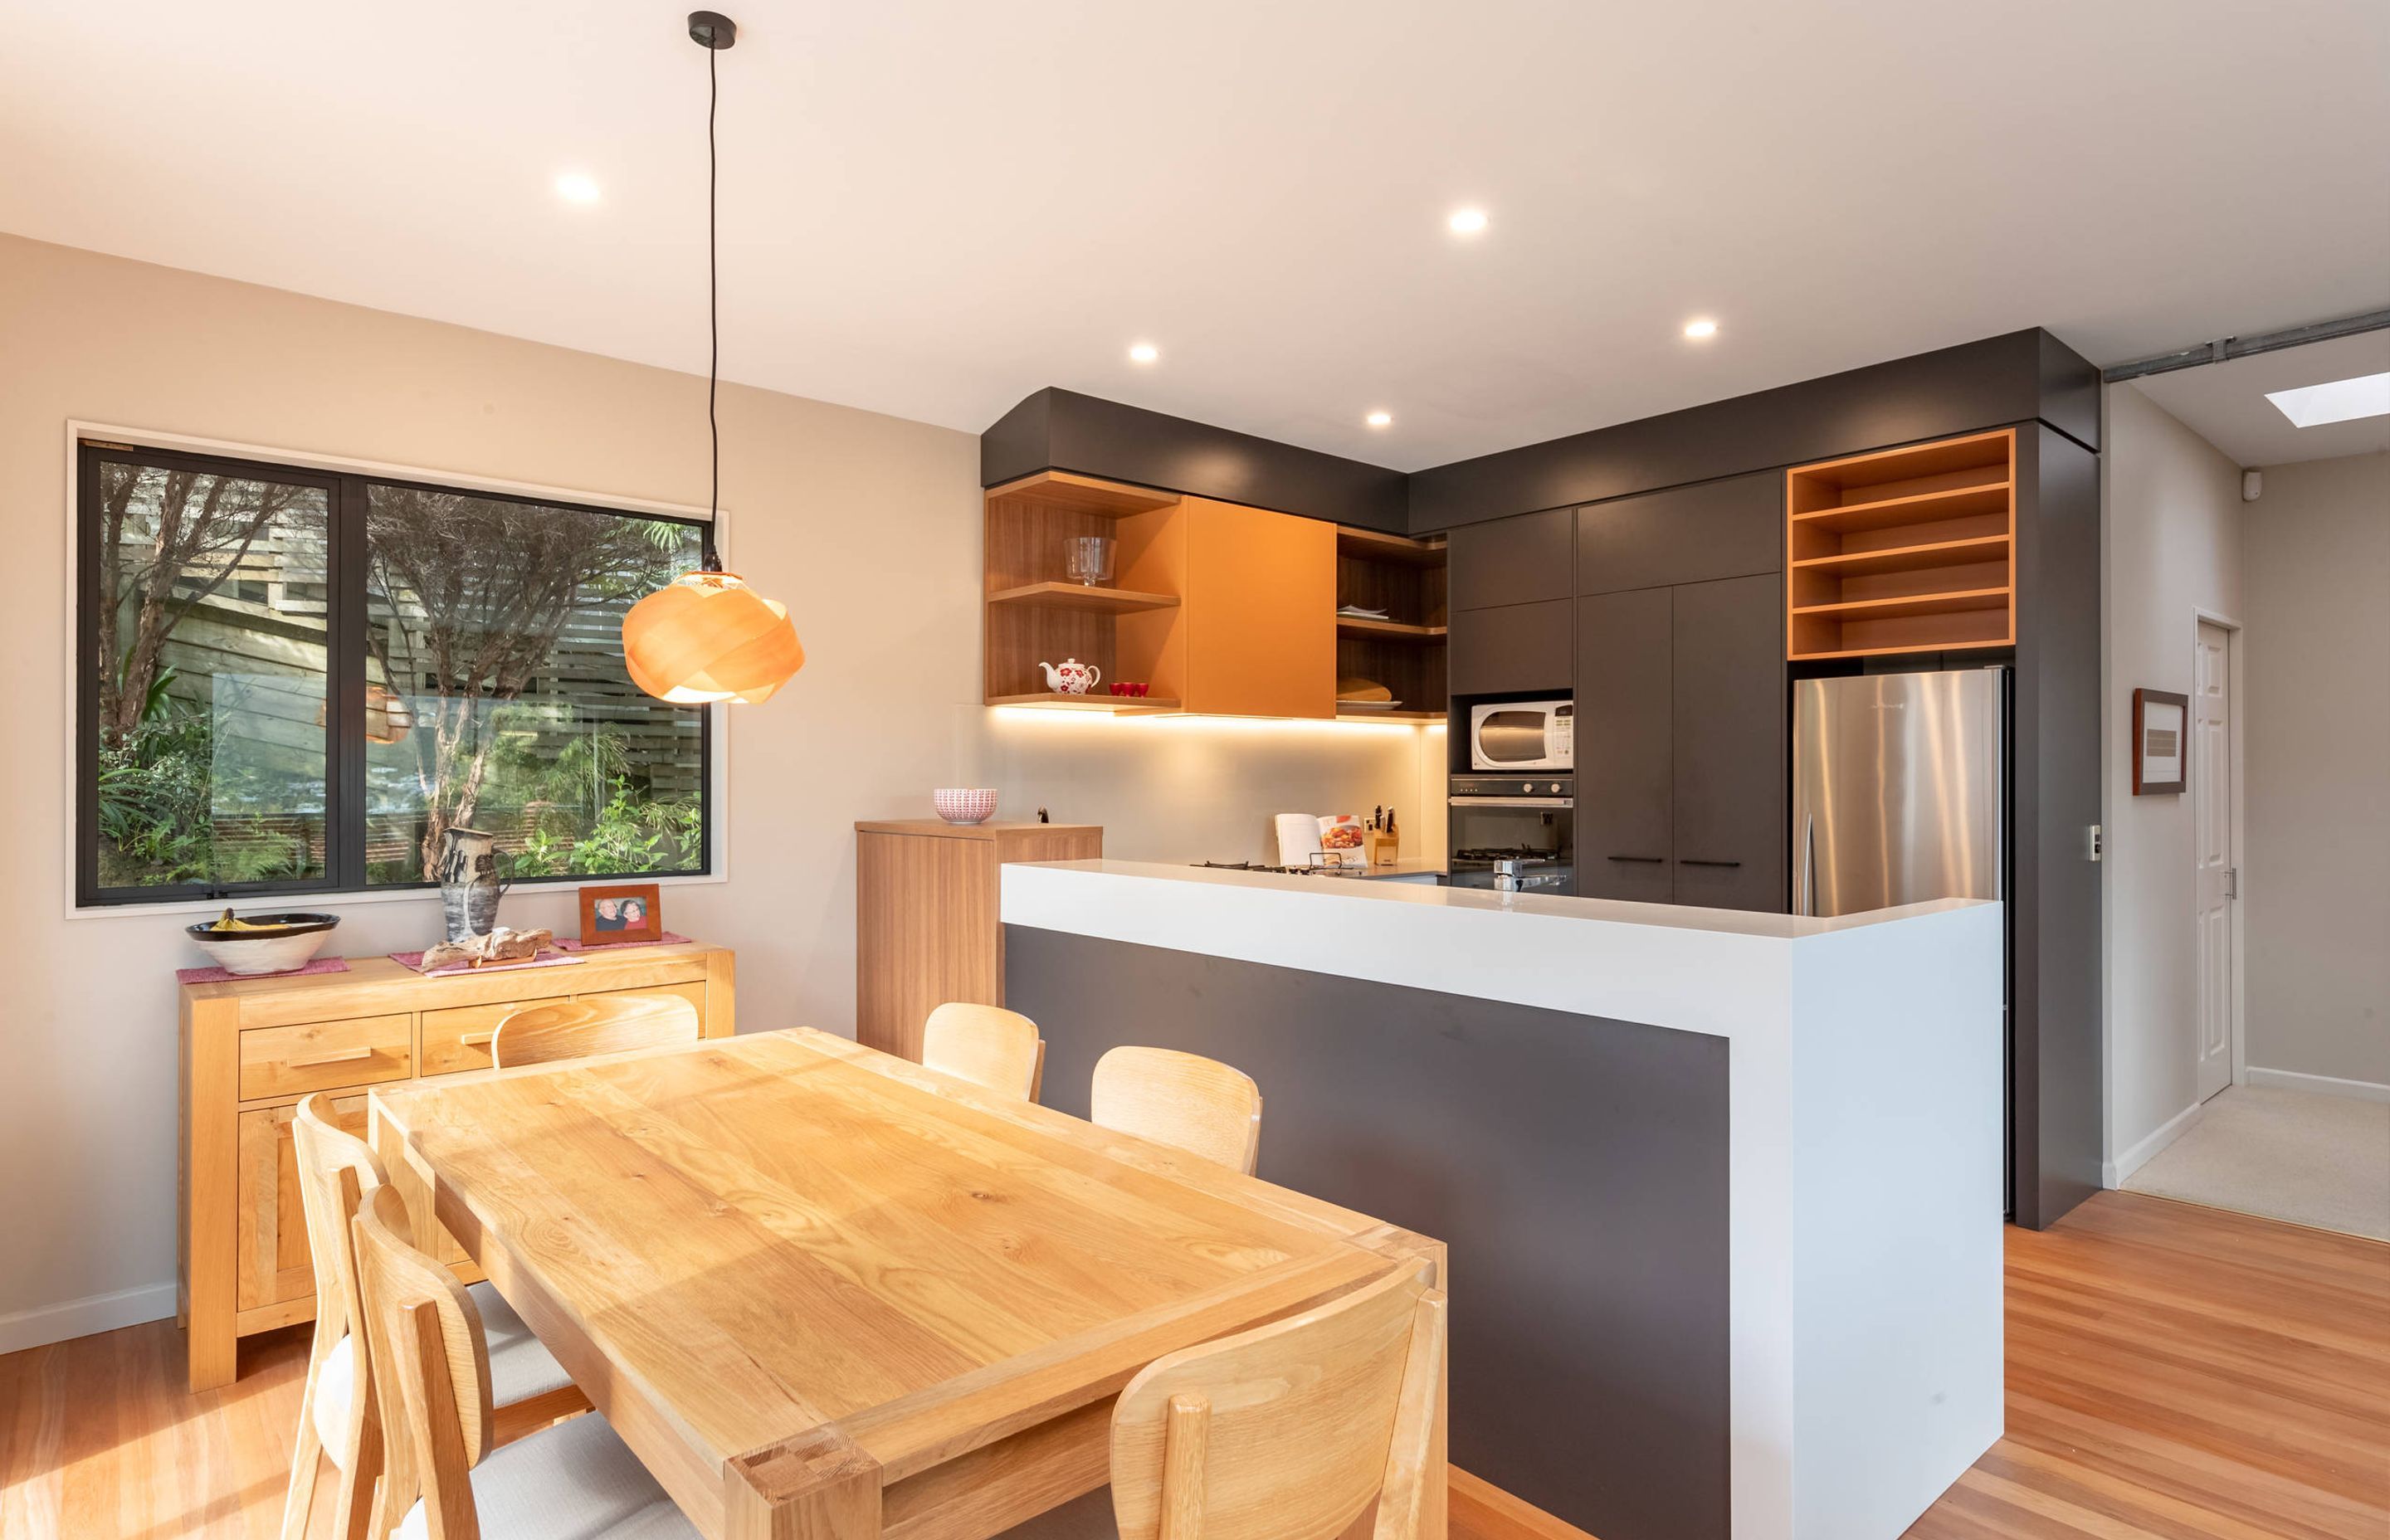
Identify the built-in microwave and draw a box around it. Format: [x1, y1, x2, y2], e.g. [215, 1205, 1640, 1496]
[1468, 699, 1573, 772]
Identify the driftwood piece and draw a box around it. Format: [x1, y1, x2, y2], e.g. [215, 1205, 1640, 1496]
[420, 926, 555, 972]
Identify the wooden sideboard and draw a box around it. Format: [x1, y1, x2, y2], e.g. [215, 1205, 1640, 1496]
[854, 820, 1101, 1061]
[176, 941, 734, 1391]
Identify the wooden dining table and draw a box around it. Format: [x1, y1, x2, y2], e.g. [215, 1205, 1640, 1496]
[368, 1026, 1446, 1539]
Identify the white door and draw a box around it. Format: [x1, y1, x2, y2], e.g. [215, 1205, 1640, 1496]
[2194, 621, 2236, 1101]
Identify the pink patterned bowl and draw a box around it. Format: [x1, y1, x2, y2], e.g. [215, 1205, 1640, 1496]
[933, 787, 998, 826]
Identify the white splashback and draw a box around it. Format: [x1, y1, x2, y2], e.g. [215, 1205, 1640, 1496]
[966, 706, 1446, 866]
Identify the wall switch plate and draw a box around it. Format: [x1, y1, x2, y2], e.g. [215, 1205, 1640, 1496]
[2086, 824, 2104, 862]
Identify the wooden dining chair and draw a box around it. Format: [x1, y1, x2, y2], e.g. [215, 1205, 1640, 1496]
[489, 993, 700, 1069]
[1110, 1260, 1446, 1540]
[921, 1001, 1046, 1100]
[282, 1097, 587, 1540]
[1090, 1046, 1265, 1175]
[350, 1183, 698, 1539]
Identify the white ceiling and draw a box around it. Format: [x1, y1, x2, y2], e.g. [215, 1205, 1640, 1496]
[3, 1, 2387, 471]
[2130, 331, 2390, 467]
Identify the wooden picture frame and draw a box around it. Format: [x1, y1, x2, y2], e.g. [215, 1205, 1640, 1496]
[2131, 689, 2188, 795]
[578, 881, 664, 943]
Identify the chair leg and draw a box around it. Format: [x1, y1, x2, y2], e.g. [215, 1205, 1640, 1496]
[334, 1422, 382, 1540]
[277, 1382, 324, 1540]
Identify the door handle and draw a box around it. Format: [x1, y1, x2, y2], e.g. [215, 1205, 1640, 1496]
[1606, 854, 1665, 863]
[287, 1045, 374, 1070]
[1679, 859, 1742, 868]
[1800, 815, 1817, 918]
[1451, 796, 1573, 809]
[460, 1031, 495, 1048]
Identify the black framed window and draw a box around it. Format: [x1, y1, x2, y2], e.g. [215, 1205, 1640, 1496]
[76, 441, 713, 906]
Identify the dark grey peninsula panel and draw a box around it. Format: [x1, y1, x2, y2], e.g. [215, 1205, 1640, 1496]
[1005, 926, 1732, 1540]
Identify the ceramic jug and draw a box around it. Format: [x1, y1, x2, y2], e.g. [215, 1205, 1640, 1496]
[432, 826, 505, 941]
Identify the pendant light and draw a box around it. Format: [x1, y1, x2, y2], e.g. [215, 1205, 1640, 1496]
[623, 9, 805, 706]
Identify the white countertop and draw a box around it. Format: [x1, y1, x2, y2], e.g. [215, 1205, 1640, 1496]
[1001, 859, 1998, 1040]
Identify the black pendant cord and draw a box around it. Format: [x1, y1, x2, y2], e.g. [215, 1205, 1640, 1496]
[705, 39, 722, 557]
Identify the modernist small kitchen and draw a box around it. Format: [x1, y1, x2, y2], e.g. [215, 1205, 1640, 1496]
[855, 326, 2104, 1540]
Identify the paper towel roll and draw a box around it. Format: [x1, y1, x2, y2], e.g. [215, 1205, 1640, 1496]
[1275, 813, 1324, 868]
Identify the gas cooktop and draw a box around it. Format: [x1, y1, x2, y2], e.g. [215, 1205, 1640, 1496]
[1189, 860, 1363, 877]
[1451, 847, 1563, 864]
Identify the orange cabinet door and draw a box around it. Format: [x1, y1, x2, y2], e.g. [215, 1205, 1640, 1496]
[1184, 499, 1335, 717]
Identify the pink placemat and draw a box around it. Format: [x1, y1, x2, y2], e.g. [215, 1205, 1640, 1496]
[388, 948, 585, 978]
[178, 956, 353, 986]
[554, 931, 695, 953]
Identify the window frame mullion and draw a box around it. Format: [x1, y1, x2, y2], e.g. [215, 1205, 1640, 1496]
[328, 475, 371, 890]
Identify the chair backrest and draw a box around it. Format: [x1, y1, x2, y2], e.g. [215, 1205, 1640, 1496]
[490, 993, 700, 1069]
[353, 1183, 496, 1539]
[922, 1002, 1046, 1100]
[290, 1094, 388, 1354]
[1090, 1046, 1264, 1175]
[1110, 1260, 1446, 1540]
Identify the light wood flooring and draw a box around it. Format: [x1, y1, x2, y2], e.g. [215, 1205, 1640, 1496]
[2, 1192, 2382, 1539]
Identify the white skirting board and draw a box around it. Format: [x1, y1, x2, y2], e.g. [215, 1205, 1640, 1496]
[2245, 1066, 2390, 1105]
[0, 1281, 176, 1357]
[2105, 1099, 2206, 1188]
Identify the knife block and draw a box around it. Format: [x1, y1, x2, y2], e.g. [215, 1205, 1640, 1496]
[1364, 829, 1399, 865]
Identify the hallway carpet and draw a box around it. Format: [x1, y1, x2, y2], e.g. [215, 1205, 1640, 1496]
[2125, 1084, 2390, 1240]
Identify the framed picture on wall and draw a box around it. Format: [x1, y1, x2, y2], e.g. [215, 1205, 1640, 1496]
[2131, 689, 2188, 795]
[578, 881, 665, 944]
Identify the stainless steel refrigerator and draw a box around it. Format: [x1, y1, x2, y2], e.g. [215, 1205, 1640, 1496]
[1792, 667, 2006, 918]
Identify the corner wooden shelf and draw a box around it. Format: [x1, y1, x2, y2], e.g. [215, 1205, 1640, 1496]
[1786, 429, 2015, 660]
[986, 582, 1180, 615]
[1336, 616, 1447, 641]
[1335, 701, 1444, 722]
[983, 470, 1179, 518]
[986, 692, 1182, 713]
[1335, 526, 1448, 567]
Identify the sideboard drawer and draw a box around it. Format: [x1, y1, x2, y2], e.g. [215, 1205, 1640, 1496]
[582, 980, 708, 1016]
[420, 1001, 514, 1078]
[238, 1014, 413, 1102]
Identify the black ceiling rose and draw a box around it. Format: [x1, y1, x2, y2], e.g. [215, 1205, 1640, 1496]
[687, 10, 736, 49]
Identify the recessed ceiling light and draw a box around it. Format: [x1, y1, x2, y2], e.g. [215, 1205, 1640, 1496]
[554, 172, 602, 204]
[1128, 342, 1160, 365]
[1683, 318, 1719, 339]
[2266, 370, 2390, 427]
[1365, 411, 1393, 429]
[1447, 207, 1488, 236]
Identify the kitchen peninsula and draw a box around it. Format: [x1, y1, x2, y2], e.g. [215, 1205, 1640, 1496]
[1001, 859, 2006, 1540]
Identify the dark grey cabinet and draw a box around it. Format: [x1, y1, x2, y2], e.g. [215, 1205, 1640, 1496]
[1575, 589, 1674, 904]
[1449, 599, 1573, 699]
[1577, 471, 1782, 596]
[1670, 574, 1786, 913]
[1450, 508, 1573, 611]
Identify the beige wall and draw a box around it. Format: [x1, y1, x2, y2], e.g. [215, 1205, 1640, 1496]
[0, 233, 1437, 1344]
[2100, 385, 2246, 1181]
[2241, 450, 2390, 1098]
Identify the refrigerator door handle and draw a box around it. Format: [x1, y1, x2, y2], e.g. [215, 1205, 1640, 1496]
[1800, 814, 1817, 917]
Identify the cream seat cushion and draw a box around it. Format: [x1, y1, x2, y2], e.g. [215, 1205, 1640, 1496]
[313, 1279, 573, 1458]
[397, 1409, 695, 1540]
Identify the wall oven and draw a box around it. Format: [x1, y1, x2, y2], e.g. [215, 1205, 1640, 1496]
[1447, 774, 1574, 894]
[1467, 699, 1573, 772]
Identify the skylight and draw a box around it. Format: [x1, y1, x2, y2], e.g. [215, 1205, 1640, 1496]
[2265, 370, 2390, 428]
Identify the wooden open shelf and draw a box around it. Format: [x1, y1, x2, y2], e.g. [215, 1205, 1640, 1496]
[986, 692, 1183, 712]
[1786, 430, 2015, 660]
[1335, 527, 1448, 567]
[986, 582, 1180, 615]
[1336, 616, 1446, 641]
[1335, 701, 1444, 723]
[983, 470, 1179, 519]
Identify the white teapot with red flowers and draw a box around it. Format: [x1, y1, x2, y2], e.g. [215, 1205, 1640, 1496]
[1037, 658, 1102, 694]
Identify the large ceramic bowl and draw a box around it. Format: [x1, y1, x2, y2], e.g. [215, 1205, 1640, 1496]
[932, 787, 998, 826]
[184, 912, 342, 976]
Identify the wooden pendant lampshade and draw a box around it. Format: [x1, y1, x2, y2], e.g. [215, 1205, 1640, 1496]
[623, 568, 803, 704]
[623, 12, 803, 708]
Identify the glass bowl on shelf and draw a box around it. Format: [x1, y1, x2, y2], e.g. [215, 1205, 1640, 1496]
[1063, 535, 1115, 586]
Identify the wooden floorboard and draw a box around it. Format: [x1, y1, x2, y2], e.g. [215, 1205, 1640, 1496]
[1, 1192, 2380, 1539]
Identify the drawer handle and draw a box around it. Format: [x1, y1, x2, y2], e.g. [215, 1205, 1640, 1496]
[287, 1045, 376, 1069]
[1607, 854, 1665, 863]
[1679, 858, 1744, 868]
[460, 1031, 495, 1048]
